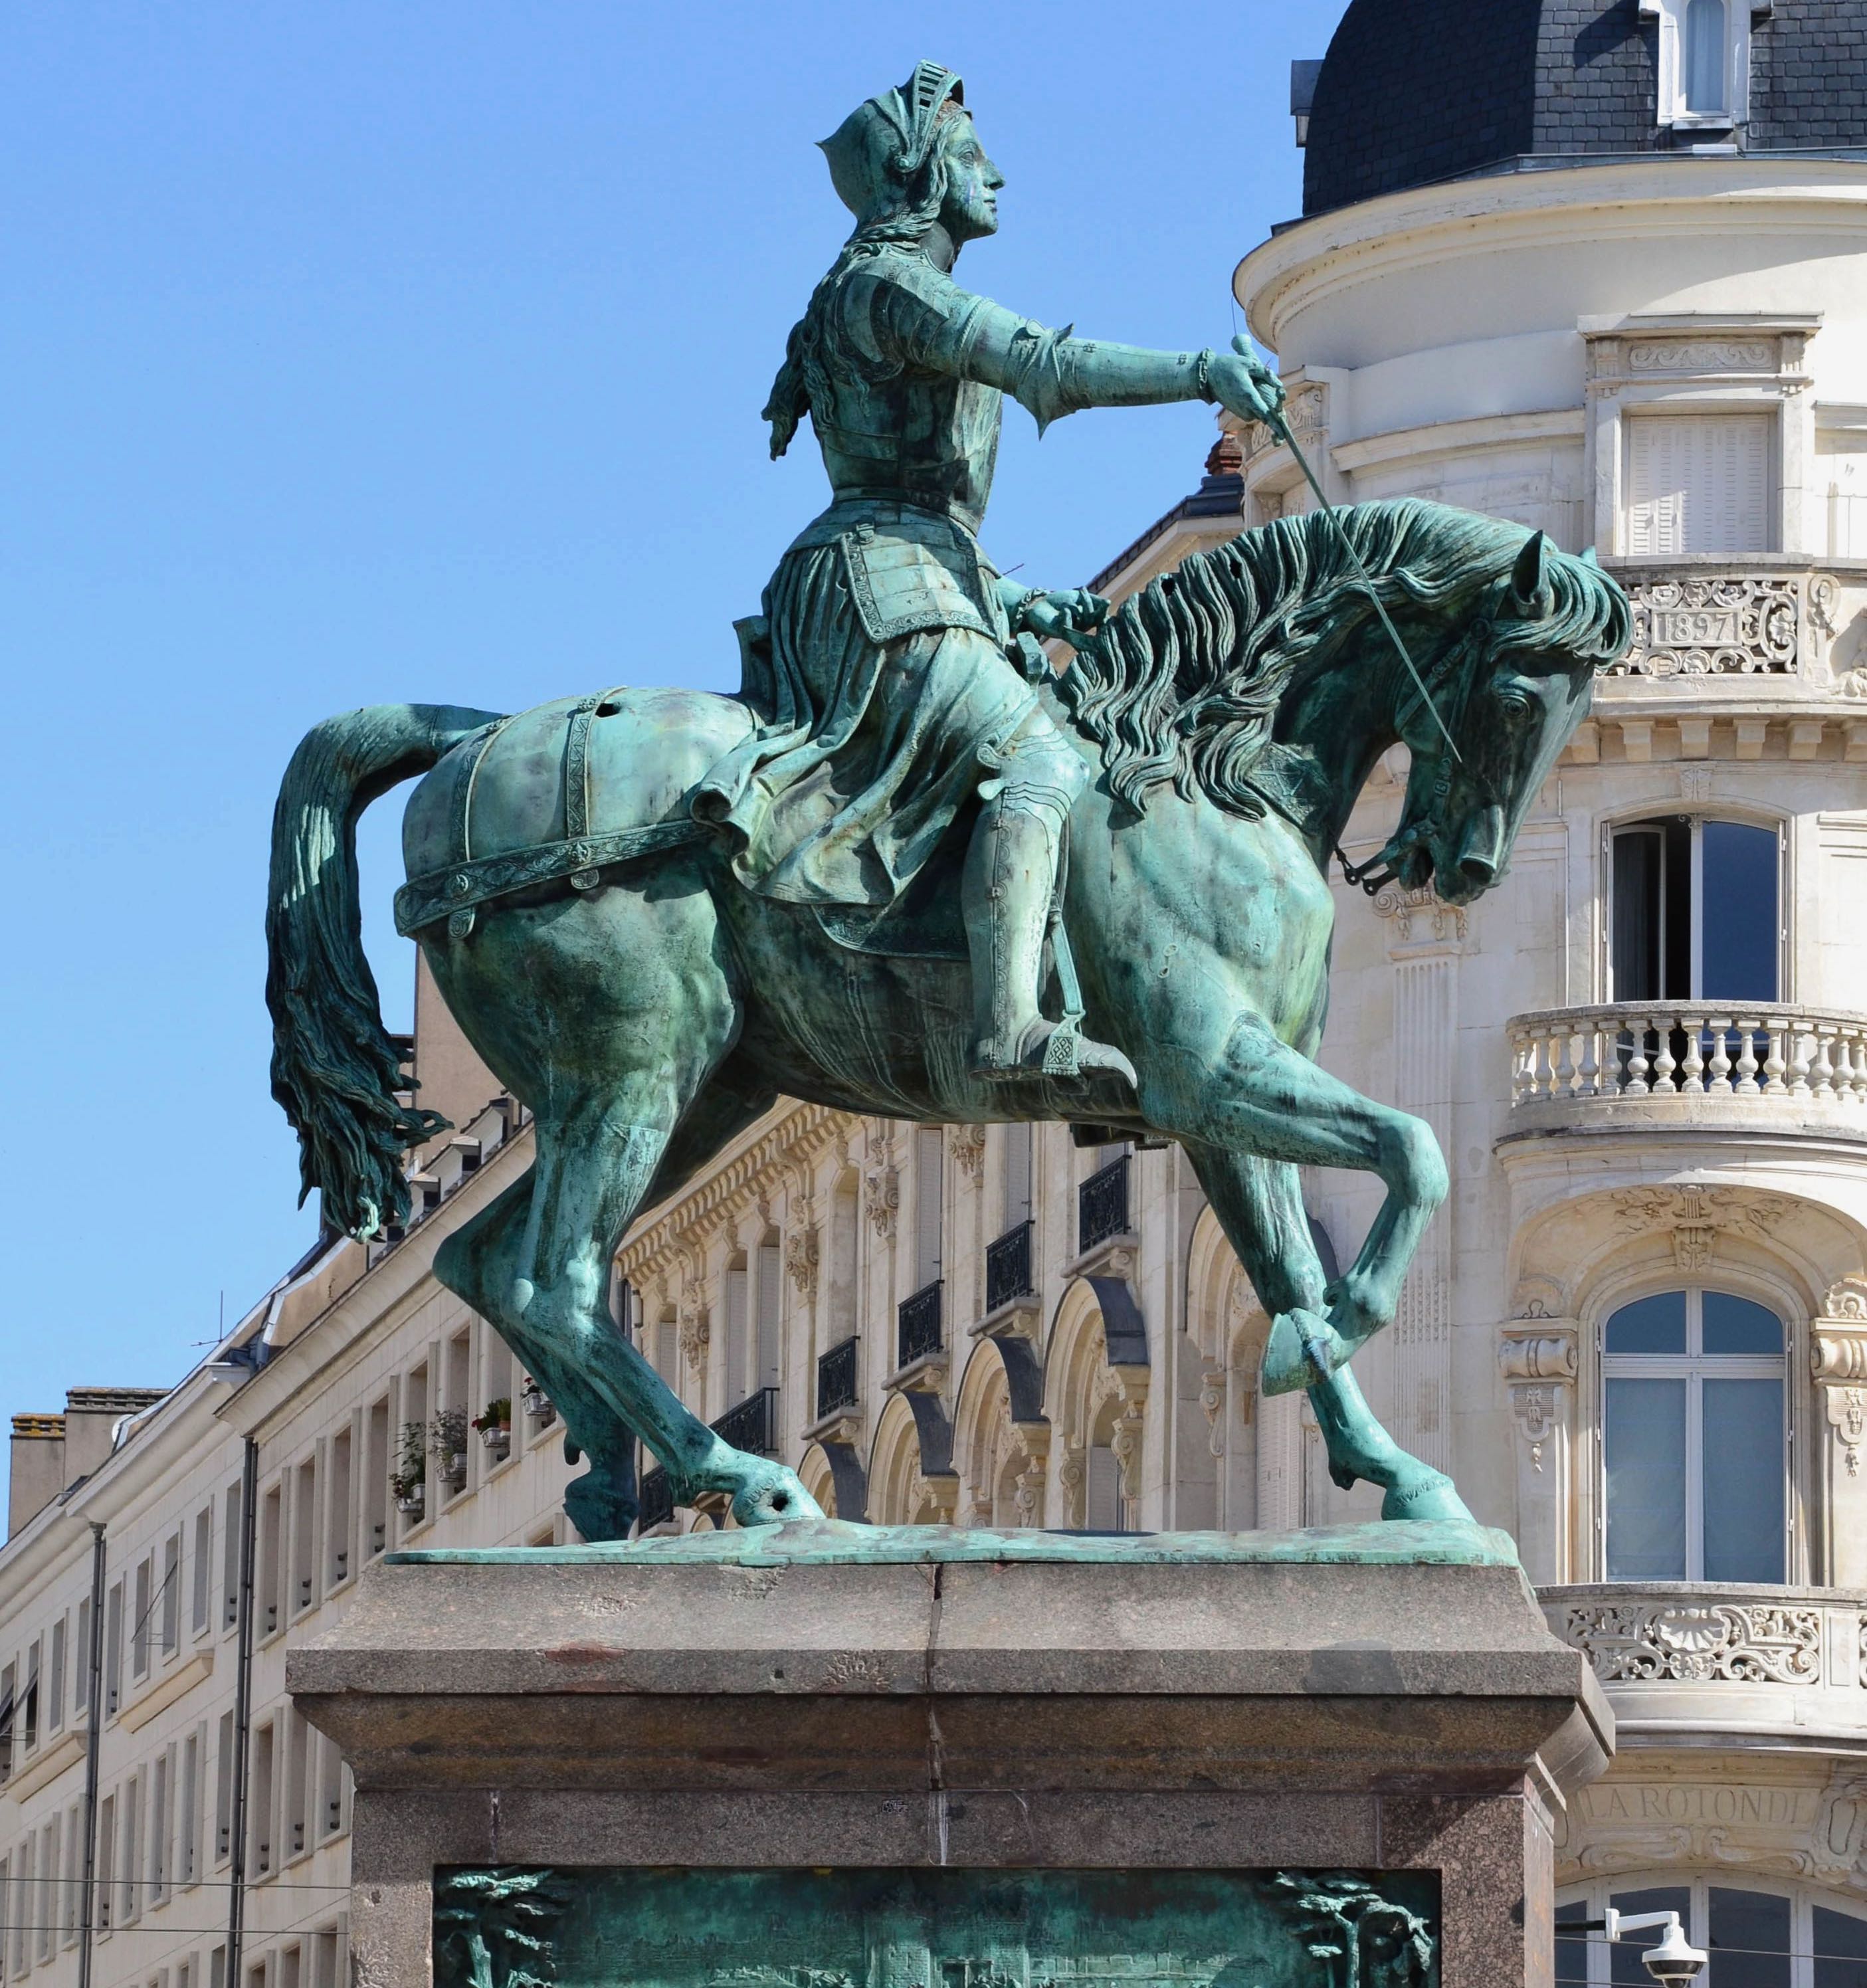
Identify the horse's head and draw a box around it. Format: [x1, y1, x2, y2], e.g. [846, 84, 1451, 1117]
[1372, 531, 1629, 907]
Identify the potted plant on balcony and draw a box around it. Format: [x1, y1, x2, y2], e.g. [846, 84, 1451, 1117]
[390, 1423, 426, 1520]
[520, 1376, 555, 1427]
[473, 1397, 512, 1462]
[431, 1407, 470, 1492]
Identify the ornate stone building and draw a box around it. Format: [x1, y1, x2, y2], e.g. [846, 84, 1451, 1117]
[4, 5, 1867, 1985]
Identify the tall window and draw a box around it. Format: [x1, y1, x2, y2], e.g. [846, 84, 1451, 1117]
[1609, 817, 1780, 1003]
[914, 1128, 944, 1293]
[1559, 1879, 1867, 1988]
[1001, 1122, 1033, 1235]
[1603, 1288, 1787, 1583]
[1624, 413, 1771, 554]
[1684, 0, 1727, 112]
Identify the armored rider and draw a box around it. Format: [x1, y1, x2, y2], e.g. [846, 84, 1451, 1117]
[695, 62, 1285, 1092]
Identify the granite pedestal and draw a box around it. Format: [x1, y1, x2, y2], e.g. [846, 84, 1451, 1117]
[288, 1519, 1612, 1988]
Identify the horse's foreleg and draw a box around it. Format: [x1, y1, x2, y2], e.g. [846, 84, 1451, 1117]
[1143, 1010, 1447, 1383]
[1183, 1145, 1472, 1524]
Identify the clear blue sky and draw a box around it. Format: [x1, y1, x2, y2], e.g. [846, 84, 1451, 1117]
[0, 2, 1349, 1418]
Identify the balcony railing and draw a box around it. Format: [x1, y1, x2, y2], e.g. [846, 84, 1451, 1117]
[637, 1464, 674, 1533]
[713, 1386, 781, 1458]
[1509, 1004, 1867, 1114]
[816, 1337, 858, 1418]
[1540, 1585, 1867, 1732]
[898, 1280, 943, 1368]
[985, 1220, 1035, 1313]
[1078, 1154, 1131, 1254]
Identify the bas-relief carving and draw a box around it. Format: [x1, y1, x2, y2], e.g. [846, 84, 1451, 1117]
[863, 1163, 900, 1240]
[1606, 573, 1799, 678]
[785, 1225, 821, 1304]
[1609, 1185, 1796, 1274]
[431, 1866, 1439, 1988]
[1498, 1329, 1577, 1476]
[1813, 1276, 1867, 1480]
[1557, 1599, 1823, 1684]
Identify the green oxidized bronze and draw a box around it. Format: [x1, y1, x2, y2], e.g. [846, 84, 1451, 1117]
[266, 65, 1630, 1541]
[432, 1865, 1439, 1988]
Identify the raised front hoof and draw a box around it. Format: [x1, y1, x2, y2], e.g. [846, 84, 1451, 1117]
[1262, 1307, 1345, 1395]
[727, 1460, 825, 1529]
[1379, 1468, 1476, 1524]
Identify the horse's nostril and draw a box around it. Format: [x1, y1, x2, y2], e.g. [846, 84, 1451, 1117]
[771, 1492, 789, 1511]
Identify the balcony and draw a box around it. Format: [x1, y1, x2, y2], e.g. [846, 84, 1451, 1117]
[985, 1221, 1034, 1315]
[1078, 1154, 1132, 1254]
[637, 1464, 674, 1533]
[815, 1337, 858, 1419]
[1506, 1003, 1867, 1139]
[898, 1280, 943, 1369]
[1540, 1584, 1867, 1747]
[712, 1386, 781, 1458]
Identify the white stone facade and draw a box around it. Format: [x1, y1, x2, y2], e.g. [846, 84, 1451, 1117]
[5, 132, 1867, 1988]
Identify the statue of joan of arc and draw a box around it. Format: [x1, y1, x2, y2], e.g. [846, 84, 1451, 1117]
[694, 61, 1286, 1096]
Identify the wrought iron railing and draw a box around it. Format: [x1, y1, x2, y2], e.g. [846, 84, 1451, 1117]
[1078, 1154, 1131, 1253]
[637, 1464, 674, 1533]
[713, 1386, 781, 1457]
[985, 1220, 1034, 1312]
[898, 1280, 943, 1368]
[816, 1337, 858, 1418]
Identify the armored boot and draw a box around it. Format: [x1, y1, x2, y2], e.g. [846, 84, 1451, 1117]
[964, 787, 1137, 1092]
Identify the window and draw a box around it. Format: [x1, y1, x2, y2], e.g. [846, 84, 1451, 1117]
[0, 1663, 13, 1783]
[48, 1618, 64, 1734]
[1603, 1288, 1788, 1583]
[214, 1714, 235, 1865]
[1002, 1122, 1034, 1233]
[757, 1235, 782, 1393]
[161, 1532, 181, 1658]
[1558, 1880, 1867, 1988]
[180, 1728, 201, 1886]
[914, 1128, 944, 1293]
[192, 1508, 212, 1637]
[22, 1641, 39, 1753]
[1625, 413, 1771, 555]
[132, 1557, 153, 1678]
[104, 1582, 123, 1720]
[222, 1482, 243, 1632]
[1609, 817, 1781, 1003]
[724, 1254, 749, 1403]
[1684, 0, 1727, 112]
[328, 1429, 352, 1589]
[74, 1602, 90, 1716]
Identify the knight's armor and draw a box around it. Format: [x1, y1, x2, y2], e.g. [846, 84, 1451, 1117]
[696, 62, 1230, 1088]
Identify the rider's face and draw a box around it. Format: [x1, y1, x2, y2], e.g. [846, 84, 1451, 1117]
[938, 114, 1003, 243]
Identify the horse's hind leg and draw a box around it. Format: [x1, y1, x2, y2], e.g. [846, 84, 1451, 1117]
[1186, 1146, 1472, 1524]
[439, 1169, 642, 1541]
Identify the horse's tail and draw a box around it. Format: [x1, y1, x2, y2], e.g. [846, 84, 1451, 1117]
[266, 702, 505, 1241]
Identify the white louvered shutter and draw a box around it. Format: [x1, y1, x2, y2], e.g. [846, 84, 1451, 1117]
[725, 1264, 748, 1402]
[1625, 413, 1770, 555]
[1002, 1121, 1033, 1231]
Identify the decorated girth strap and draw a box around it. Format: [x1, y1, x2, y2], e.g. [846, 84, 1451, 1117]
[393, 687, 704, 940]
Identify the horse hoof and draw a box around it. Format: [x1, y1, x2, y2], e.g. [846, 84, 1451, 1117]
[729, 1464, 825, 1530]
[1380, 1470, 1476, 1524]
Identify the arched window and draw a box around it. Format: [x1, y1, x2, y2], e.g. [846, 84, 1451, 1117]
[1684, 0, 1727, 114]
[1557, 1878, 1867, 1988]
[1603, 1288, 1787, 1583]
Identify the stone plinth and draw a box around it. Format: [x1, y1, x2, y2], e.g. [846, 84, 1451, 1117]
[288, 1519, 1612, 1988]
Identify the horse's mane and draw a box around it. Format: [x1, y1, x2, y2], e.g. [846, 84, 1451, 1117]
[1056, 498, 1629, 819]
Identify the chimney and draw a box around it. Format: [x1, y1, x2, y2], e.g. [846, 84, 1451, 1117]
[60, 1387, 169, 1490]
[8, 1415, 65, 1539]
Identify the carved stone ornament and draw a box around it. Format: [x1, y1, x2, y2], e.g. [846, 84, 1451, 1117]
[1200, 1368, 1228, 1458]
[1559, 1599, 1822, 1684]
[785, 1225, 821, 1303]
[862, 1163, 898, 1239]
[1610, 1185, 1795, 1271]
[678, 1308, 710, 1373]
[1606, 573, 1799, 677]
[1371, 881, 1466, 945]
[952, 1122, 988, 1179]
[1627, 340, 1775, 373]
[1813, 1277, 1867, 1476]
[1499, 1330, 1577, 1474]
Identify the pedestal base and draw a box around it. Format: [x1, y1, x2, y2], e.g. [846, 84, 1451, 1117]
[288, 1521, 1612, 1988]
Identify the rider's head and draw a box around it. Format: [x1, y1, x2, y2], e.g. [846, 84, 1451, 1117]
[819, 62, 999, 246]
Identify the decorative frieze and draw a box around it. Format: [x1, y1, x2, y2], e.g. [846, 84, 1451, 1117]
[1557, 1599, 1823, 1684]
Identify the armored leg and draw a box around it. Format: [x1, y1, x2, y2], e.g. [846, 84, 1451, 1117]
[963, 724, 1136, 1090]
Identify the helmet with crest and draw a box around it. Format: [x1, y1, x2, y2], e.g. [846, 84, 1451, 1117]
[764, 62, 971, 458]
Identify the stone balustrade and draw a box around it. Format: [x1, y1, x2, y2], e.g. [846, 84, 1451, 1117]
[1508, 1003, 1867, 1120]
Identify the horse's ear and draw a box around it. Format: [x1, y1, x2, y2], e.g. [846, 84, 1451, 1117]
[1511, 530, 1550, 607]
[1579, 545, 1601, 567]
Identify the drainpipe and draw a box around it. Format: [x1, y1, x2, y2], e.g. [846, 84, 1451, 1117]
[225, 1436, 259, 1981]
[75, 1521, 106, 1988]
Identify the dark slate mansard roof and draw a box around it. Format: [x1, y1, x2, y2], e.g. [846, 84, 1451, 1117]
[1300, 0, 1867, 219]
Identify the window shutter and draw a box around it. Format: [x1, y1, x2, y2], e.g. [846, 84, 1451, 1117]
[757, 1242, 782, 1391]
[1626, 414, 1770, 555]
[655, 1318, 678, 1384]
[725, 1264, 748, 1403]
[916, 1128, 944, 1290]
[1085, 1445, 1120, 1530]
